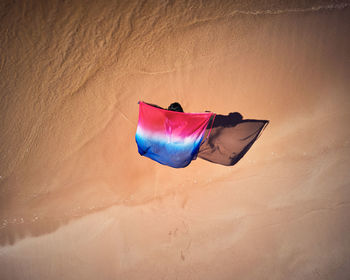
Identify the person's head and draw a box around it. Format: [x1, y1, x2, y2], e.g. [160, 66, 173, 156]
[168, 102, 184, 112]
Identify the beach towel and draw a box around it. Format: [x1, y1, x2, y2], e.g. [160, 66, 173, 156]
[135, 101, 214, 168]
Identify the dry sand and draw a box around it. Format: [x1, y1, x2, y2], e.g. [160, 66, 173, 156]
[1, 0, 350, 279]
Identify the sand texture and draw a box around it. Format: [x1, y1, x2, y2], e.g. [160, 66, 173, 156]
[1, 0, 350, 279]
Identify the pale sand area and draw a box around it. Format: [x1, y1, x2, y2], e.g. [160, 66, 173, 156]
[1, 0, 350, 279]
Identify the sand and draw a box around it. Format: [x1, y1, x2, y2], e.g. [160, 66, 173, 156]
[1, 0, 350, 279]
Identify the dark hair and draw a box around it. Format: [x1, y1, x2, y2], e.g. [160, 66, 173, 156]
[168, 102, 184, 112]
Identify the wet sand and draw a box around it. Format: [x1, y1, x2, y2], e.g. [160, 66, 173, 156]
[1, 0, 350, 279]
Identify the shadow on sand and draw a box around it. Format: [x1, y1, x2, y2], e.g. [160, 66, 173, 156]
[198, 112, 269, 166]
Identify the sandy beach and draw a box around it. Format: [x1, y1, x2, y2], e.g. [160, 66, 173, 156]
[1, 0, 350, 279]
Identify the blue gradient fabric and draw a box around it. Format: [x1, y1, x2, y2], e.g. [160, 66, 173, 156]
[135, 102, 214, 168]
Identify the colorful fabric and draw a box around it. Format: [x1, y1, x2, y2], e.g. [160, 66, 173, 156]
[135, 101, 214, 168]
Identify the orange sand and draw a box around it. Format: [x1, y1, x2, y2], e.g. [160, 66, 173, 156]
[1, 1, 350, 279]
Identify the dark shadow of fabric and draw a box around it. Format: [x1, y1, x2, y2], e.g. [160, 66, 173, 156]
[212, 112, 244, 127]
[198, 113, 269, 166]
